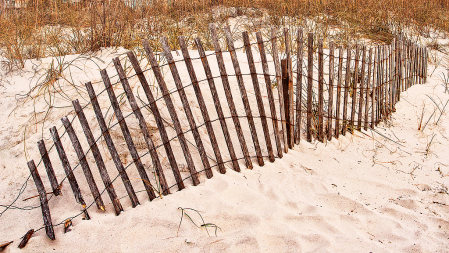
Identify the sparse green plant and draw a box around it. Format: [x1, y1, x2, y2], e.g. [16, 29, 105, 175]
[177, 207, 221, 237]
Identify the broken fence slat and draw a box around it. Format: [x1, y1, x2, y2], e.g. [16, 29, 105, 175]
[27, 161, 55, 240]
[85, 81, 141, 206]
[18, 229, 34, 249]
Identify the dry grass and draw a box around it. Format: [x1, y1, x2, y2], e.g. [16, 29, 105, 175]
[0, 0, 449, 72]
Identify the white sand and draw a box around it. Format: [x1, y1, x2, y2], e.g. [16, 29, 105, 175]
[1, 39, 449, 253]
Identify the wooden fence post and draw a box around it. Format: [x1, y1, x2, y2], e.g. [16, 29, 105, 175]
[317, 39, 324, 142]
[284, 28, 294, 149]
[357, 46, 366, 131]
[335, 46, 343, 138]
[327, 41, 335, 141]
[282, 59, 293, 147]
[306, 33, 314, 142]
[295, 28, 304, 144]
[342, 44, 352, 135]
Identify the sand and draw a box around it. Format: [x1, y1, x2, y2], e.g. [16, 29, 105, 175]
[0, 33, 449, 252]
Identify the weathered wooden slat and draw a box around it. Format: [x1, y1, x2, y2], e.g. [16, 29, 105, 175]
[37, 140, 61, 196]
[335, 46, 343, 137]
[224, 26, 264, 166]
[294, 28, 304, 144]
[342, 45, 352, 135]
[364, 48, 373, 130]
[209, 23, 252, 169]
[357, 47, 366, 131]
[195, 37, 241, 172]
[271, 28, 288, 151]
[306, 32, 314, 142]
[317, 39, 324, 142]
[256, 32, 283, 158]
[73, 99, 123, 215]
[85, 82, 141, 206]
[141, 44, 200, 186]
[242, 31, 275, 162]
[350, 44, 360, 134]
[327, 41, 335, 141]
[178, 36, 224, 175]
[284, 28, 294, 149]
[49, 126, 90, 219]
[61, 116, 105, 210]
[126, 51, 177, 193]
[282, 59, 293, 146]
[27, 160, 55, 240]
[160, 38, 216, 177]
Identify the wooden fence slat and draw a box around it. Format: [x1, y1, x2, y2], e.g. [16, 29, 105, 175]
[224, 26, 264, 166]
[73, 99, 123, 215]
[242, 31, 275, 162]
[37, 140, 61, 196]
[350, 44, 360, 134]
[327, 41, 335, 141]
[85, 82, 142, 205]
[61, 116, 105, 211]
[379, 46, 384, 122]
[27, 160, 55, 240]
[295, 28, 304, 144]
[306, 32, 314, 142]
[101, 69, 171, 196]
[141, 45, 200, 186]
[49, 126, 90, 219]
[160, 38, 216, 176]
[209, 23, 252, 169]
[18, 229, 34, 249]
[271, 28, 288, 151]
[357, 46, 366, 131]
[364, 48, 373, 130]
[178, 36, 224, 175]
[335, 46, 343, 138]
[342, 45, 352, 135]
[256, 32, 283, 158]
[282, 59, 293, 146]
[127, 50, 178, 193]
[317, 39, 324, 142]
[284, 28, 294, 149]
[195, 37, 241, 172]
[371, 47, 377, 128]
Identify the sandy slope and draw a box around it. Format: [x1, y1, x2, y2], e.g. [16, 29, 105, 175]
[0, 43, 449, 252]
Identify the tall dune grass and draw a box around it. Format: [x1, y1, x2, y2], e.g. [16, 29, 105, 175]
[0, 0, 448, 71]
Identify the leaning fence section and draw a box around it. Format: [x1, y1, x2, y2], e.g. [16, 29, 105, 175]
[22, 24, 427, 245]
